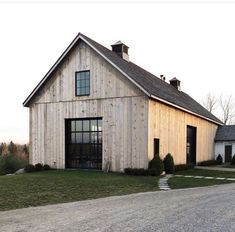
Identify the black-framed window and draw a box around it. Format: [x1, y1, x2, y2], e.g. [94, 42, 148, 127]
[75, 70, 90, 96]
[65, 118, 102, 169]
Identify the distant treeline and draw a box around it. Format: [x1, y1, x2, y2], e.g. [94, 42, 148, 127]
[0, 141, 29, 159]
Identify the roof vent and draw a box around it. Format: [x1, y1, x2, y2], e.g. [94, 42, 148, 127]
[170, 77, 181, 91]
[111, 41, 129, 61]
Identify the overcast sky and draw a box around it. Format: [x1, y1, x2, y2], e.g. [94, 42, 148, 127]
[1, 0, 235, 143]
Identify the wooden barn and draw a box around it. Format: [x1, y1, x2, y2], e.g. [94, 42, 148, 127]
[23, 33, 223, 171]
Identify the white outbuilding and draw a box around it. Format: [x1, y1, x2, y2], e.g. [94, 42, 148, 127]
[215, 125, 235, 163]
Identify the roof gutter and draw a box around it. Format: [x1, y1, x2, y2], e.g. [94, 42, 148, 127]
[150, 94, 223, 126]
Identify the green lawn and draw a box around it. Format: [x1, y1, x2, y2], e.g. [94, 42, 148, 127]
[1, 168, 234, 211]
[169, 168, 235, 189]
[174, 168, 235, 178]
[0, 170, 159, 211]
[168, 177, 233, 189]
[221, 164, 235, 169]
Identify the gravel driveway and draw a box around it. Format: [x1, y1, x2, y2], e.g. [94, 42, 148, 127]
[0, 183, 234, 232]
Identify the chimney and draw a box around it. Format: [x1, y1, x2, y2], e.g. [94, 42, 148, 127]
[111, 41, 129, 61]
[170, 77, 181, 91]
[160, 74, 166, 81]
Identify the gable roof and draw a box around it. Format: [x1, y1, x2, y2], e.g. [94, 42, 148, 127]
[215, 125, 235, 141]
[23, 33, 223, 125]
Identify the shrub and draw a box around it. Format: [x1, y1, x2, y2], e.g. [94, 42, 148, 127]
[24, 164, 35, 173]
[198, 160, 217, 166]
[149, 155, 164, 176]
[163, 153, 175, 174]
[124, 168, 132, 175]
[43, 164, 51, 170]
[0, 154, 25, 175]
[174, 164, 194, 172]
[147, 169, 157, 176]
[35, 163, 43, 171]
[216, 154, 223, 165]
[133, 168, 146, 176]
[124, 168, 149, 176]
[231, 155, 235, 165]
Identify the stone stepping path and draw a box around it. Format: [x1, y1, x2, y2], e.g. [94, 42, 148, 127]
[175, 175, 235, 181]
[158, 174, 173, 191]
[158, 174, 235, 191]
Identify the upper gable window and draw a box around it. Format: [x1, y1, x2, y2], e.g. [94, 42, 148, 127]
[75, 70, 90, 96]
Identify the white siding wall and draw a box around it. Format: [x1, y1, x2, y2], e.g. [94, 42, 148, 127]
[215, 141, 235, 162]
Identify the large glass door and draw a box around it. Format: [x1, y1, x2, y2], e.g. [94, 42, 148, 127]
[65, 118, 102, 169]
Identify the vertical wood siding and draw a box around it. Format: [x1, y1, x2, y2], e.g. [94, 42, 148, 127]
[29, 41, 148, 171]
[148, 99, 218, 164]
[28, 39, 218, 171]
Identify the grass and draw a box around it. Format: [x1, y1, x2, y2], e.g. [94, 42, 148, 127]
[221, 164, 235, 169]
[169, 177, 233, 189]
[1, 168, 234, 211]
[169, 168, 235, 189]
[174, 168, 235, 178]
[0, 170, 159, 211]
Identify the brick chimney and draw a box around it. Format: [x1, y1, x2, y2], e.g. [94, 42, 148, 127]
[170, 77, 181, 91]
[111, 41, 129, 61]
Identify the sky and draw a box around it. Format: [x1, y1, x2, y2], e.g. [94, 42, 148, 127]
[1, 0, 235, 144]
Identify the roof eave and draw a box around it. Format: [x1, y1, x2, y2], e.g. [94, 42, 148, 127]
[215, 139, 235, 142]
[150, 94, 223, 126]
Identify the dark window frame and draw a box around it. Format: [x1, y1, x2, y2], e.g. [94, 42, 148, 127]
[65, 117, 102, 169]
[75, 70, 90, 96]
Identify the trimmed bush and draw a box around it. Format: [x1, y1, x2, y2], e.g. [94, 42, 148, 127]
[35, 163, 43, 171]
[147, 169, 157, 176]
[216, 154, 223, 165]
[24, 164, 35, 173]
[124, 168, 149, 176]
[163, 153, 175, 174]
[124, 168, 132, 175]
[43, 164, 51, 170]
[198, 160, 217, 166]
[133, 168, 146, 176]
[0, 154, 26, 175]
[231, 155, 235, 165]
[174, 164, 194, 172]
[149, 155, 164, 176]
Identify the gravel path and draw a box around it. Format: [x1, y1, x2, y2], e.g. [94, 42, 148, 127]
[0, 183, 234, 232]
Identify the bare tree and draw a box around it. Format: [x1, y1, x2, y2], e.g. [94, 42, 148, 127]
[219, 95, 235, 125]
[202, 93, 217, 113]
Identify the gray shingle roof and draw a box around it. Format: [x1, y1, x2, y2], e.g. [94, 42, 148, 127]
[81, 33, 222, 125]
[215, 125, 235, 141]
[23, 33, 222, 125]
